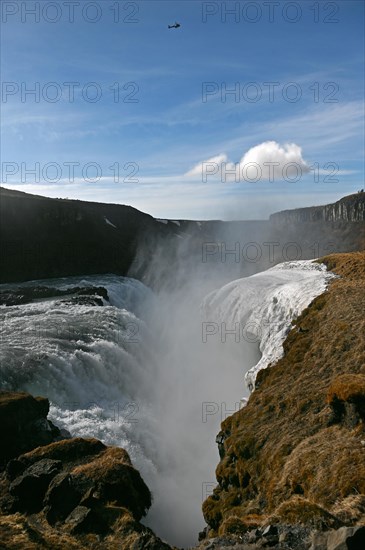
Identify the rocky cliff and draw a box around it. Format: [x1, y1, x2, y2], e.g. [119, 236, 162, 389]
[270, 192, 365, 224]
[0, 187, 163, 284]
[1, 187, 364, 286]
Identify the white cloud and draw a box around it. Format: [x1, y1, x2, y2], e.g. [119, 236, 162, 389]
[185, 141, 310, 183]
[185, 153, 228, 177]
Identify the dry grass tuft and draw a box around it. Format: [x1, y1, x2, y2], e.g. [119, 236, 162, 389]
[19, 438, 106, 466]
[218, 515, 252, 536]
[269, 496, 342, 530]
[71, 447, 131, 477]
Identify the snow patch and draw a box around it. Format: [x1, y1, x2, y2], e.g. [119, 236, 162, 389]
[104, 217, 117, 229]
[171, 220, 181, 226]
[202, 260, 337, 391]
[156, 219, 168, 224]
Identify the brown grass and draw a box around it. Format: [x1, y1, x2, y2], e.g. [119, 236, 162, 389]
[71, 447, 131, 477]
[269, 496, 342, 530]
[203, 252, 365, 533]
[0, 513, 84, 549]
[19, 438, 106, 466]
[327, 374, 365, 403]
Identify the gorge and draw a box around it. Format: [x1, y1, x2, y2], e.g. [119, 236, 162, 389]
[0, 188, 364, 549]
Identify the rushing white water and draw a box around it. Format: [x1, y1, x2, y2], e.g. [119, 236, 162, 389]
[0, 260, 334, 548]
[203, 260, 337, 391]
[0, 273, 259, 547]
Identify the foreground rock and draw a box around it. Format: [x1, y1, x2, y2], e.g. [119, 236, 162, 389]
[0, 391, 66, 469]
[200, 253, 365, 547]
[0, 391, 174, 549]
[194, 523, 365, 549]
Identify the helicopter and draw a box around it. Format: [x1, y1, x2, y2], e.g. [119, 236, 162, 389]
[168, 22, 181, 29]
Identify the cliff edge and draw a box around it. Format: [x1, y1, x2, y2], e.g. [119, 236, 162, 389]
[270, 192, 365, 224]
[201, 252, 365, 547]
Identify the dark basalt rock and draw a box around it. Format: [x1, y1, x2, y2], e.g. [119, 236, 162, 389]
[0, 187, 160, 284]
[5, 437, 152, 532]
[44, 472, 81, 525]
[0, 391, 64, 468]
[8, 459, 62, 513]
[270, 192, 365, 224]
[64, 505, 100, 535]
[0, 392, 172, 548]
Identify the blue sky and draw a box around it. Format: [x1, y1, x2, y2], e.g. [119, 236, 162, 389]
[1, 0, 364, 219]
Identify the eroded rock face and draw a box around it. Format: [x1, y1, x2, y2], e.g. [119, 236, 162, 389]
[270, 192, 365, 224]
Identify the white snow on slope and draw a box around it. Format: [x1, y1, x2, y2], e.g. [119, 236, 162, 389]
[104, 217, 117, 228]
[202, 260, 337, 391]
[156, 219, 168, 224]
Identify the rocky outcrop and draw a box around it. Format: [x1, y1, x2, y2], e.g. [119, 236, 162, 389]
[0, 392, 67, 469]
[194, 524, 365, 549]
[2, 439, 151, 531]
[201, 253, 365, 544]
[327, 374, 365, 428]
[0, 391, 173, 549]
[270, 192, 365, 224]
